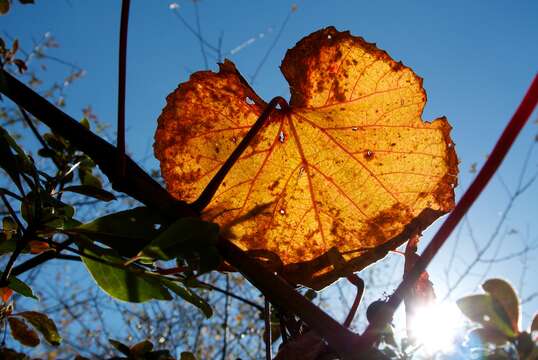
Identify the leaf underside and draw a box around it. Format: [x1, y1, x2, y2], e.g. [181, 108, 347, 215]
[155, 27, 458, 288]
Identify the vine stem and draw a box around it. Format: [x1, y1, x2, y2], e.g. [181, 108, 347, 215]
[117, 0, 131, 176]
[264, 298, 272, 360]
[191, 96, 289, 212]
[360, 73, 538, 345]
[0, 71, 358, 358]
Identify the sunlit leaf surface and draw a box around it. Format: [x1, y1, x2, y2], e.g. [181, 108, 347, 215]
[155, 27, 458, 288]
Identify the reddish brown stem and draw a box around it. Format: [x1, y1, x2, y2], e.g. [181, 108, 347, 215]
[343, 275, 364, 328]
[117, 0, 131, 176]
[191, 96, 289, 212]
[360, 73, 538, 345]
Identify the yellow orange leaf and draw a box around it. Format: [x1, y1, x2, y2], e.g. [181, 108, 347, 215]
[155, 27, 458, 288]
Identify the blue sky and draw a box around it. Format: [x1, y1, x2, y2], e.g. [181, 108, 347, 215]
[3, 0, 538, 335]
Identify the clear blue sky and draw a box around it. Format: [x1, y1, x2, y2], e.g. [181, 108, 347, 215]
[3, 0, 538, 331]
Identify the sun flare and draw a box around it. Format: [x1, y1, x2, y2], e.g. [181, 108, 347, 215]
[408, 303, 463, 353]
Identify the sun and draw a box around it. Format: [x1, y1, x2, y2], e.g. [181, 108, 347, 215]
[407, 302, 464, 353]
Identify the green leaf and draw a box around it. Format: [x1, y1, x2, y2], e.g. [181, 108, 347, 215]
[180, 352, 197, 360]
[457, 294, 516, 337]
[141, 217, 220, 274]
[79, 170, 102, 189]
[0, 0, 10, 15]
[80, 118, 90, 129]
[62, 185, 116, 202]
[0, 271, 38, 299]
[15, 311, 61, 346]
[81, 247, 172, 303]
[161, 279, 212, 318]
[71, 207, 166, 257]
[109, 339, 131, 356]
[482, 278, 520, 333]
[8, 317, 40, 347]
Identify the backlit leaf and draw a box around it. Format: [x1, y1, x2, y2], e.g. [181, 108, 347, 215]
[0, 271, 38, 299]
[81, 247, 172, 303]
[482, 278, 520, 334]
[72, 207, 166, 257]
[457, 294, 516, 338]
[15, 311, 61, 346]
[155, 27, 458, 288]
[8, 317, 40, 347]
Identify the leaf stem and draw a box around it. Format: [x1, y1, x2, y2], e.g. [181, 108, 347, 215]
[191, 96, 289, 212]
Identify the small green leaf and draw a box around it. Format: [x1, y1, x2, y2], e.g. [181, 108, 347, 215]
[8, 317, 40, 347]
[15, 311, 61, 346]
[80, 118, 90, 129]
[0, 271, 38, 299]
[457, 294, 516, 337]
[81, 247, 172, 303]
[71, 207, 166, 256]
[482, 278, 520, 333]
[161, 279, 212, 318]
[62, 185, 116, 202]
[141, 217, 220, 273]
[180, 352, 197, 360]
[79, 170, 102, 189]
[109, 339, 131, 356]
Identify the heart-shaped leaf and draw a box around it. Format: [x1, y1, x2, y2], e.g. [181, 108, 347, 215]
[155, 27, 458, 288]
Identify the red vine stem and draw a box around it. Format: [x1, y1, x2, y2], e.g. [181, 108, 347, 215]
[361, 73, 538, 344]
[117, 0, 131, 176]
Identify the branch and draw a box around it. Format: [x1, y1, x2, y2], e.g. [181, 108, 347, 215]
[117, 0, 131, 175]
[0, 69, 359, 358]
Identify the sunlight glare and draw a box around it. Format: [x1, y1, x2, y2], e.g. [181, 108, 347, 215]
[408, 302, 463, 353]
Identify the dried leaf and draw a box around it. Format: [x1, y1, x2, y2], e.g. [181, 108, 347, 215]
[0, 287, 13, 302]
[8, 317, 40, 347]
[155, 27, 458, 288]
[15, 311, 62, 346]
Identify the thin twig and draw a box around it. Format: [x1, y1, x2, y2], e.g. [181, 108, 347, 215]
[117, 0, 131, 176]
[198, 280, 263, 311]
[264, 298, 272, 360]
[221, 273, 229, 360]
[193, 0, 208, 69]
[250, 6, 294, 84]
